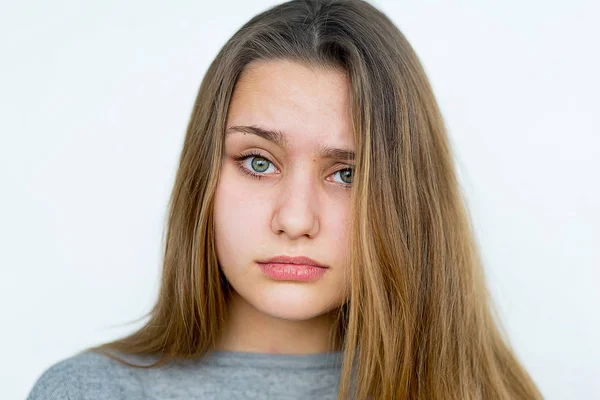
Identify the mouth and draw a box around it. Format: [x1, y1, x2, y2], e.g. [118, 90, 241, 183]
[256, 255, 328, 282]
[257, 262, 328, 282]
[256, 255, 328, 268]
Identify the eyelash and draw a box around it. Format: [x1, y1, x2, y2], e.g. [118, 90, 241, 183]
[232, 150, 354, 189]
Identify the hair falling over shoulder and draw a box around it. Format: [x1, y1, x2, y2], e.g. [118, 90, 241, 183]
[84, 1, 543, 398]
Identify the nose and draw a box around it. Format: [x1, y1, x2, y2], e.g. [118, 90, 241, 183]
[271, 172, 320, 239]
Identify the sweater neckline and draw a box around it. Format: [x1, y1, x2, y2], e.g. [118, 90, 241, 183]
[200, 350, 344, 369]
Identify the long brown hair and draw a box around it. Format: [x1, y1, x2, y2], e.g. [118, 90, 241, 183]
[85, 0, 543, 398]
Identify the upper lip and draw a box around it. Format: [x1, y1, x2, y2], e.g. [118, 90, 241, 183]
[258, 255, 328, 268]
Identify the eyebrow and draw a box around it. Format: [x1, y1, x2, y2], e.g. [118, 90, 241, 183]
[225, 125, 355, 162]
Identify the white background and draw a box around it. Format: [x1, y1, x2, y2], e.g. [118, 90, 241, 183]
[1, 0, 598, 398]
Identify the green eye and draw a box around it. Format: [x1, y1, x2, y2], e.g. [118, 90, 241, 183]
[337, 168, 353, 184]
[234, 151, 353, 188]
[251, 157, 270, 173]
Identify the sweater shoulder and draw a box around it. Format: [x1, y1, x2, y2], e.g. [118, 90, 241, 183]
[26, 351, 148, 400]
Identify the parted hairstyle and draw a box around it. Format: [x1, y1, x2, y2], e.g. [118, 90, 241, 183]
[85, 0, 543, 398]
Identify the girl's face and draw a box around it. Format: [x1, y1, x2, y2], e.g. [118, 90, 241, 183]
[214, 59, 353, 322]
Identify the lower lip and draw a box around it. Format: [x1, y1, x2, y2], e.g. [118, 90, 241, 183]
[258, 263, 327, 281]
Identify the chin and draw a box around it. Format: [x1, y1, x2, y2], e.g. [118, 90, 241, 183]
[250, 286, 337, 321]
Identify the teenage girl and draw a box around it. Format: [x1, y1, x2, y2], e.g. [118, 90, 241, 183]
[27, 0, 543, 399]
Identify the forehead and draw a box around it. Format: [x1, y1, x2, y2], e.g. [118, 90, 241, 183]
[225, 59, 353, 149]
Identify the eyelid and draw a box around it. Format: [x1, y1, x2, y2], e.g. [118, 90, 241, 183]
[232, 150, 280, 171]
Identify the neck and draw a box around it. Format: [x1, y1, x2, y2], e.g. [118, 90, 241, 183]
[215, 291, 342, 354]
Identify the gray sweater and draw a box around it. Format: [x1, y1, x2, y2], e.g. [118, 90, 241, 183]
[26, 350, 345, 399]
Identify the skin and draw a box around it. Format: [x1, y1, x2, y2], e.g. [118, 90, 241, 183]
[213, 59, 353, 354]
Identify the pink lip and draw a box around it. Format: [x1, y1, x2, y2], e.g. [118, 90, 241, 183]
[256, 255, 328, 282]
[257, 255, 327, 268]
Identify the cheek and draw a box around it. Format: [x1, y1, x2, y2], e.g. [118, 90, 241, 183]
[331, 201, 353, 274]
[213, 169, 270, 255]
[327, 198, 352, 241]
